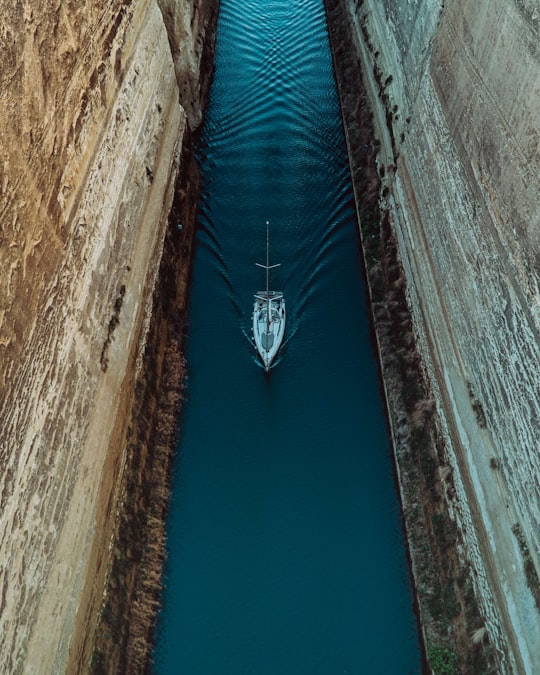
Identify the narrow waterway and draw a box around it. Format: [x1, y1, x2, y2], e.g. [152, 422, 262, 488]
[154, 0, 421, 672]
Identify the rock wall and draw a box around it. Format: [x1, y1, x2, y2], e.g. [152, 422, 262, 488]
[84, 135, 202, 674]
[157, 0, 217, 128]
[0, 0, 216, 672]
[336, 0, 540, 672]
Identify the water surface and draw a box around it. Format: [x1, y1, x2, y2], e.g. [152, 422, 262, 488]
[154, 0, 421, 672]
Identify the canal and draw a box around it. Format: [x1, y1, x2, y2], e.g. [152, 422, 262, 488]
[154, 0, 421, 672]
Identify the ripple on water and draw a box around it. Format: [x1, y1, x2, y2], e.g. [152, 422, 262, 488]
[154, 0, 421, 673]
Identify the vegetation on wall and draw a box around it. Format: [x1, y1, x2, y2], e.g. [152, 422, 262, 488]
[511, 523, 540, 611]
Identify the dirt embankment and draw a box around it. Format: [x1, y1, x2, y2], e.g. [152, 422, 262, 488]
[324, 1, 501, 672]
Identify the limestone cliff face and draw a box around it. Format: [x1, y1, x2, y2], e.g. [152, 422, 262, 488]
[0, 0, 216, 672]
[338, 0, 540, 671]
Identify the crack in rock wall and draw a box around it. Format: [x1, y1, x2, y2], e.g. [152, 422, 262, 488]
[342, 0, 540, 672]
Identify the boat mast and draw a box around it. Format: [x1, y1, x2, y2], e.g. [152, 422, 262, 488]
[255, 220, 280, 342]
[265, 221, 270, 335]
[265, 221, 270, 296]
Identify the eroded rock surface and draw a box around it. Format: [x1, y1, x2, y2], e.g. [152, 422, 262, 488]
[157, 0, 217, 128]
[0, 0, 216, 672]
[332, 0, 540, 671]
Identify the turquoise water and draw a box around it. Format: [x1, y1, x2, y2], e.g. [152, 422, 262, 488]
[153, 0, 421, 672]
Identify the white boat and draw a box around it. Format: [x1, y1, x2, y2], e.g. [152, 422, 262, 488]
[252, 222, 286, 371]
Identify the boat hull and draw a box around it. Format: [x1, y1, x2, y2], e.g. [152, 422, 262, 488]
[252, 292, 286, 371]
